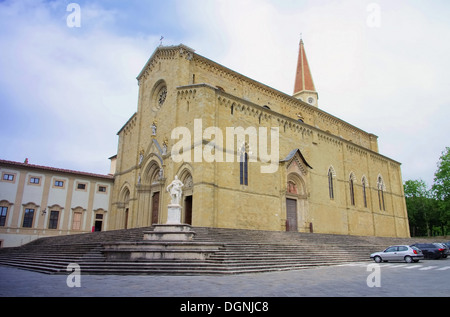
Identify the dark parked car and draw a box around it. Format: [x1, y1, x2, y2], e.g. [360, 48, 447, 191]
[433, 243, 449, 258]
[443, 241, 450, 250]
[410, 243, 444, 259]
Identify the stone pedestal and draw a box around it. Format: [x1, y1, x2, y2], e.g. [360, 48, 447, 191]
[103, 240, 223, 261]
[103, 225, 223, 262]
[167, 204, 182, 224]
[143, 224, 195, 241]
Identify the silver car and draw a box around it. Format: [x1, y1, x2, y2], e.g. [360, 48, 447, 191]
[370, 245, 424, 263]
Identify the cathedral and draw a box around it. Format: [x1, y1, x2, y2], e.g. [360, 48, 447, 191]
[108, 41, 410, 238]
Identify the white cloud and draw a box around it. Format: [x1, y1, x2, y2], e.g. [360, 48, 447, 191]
[0, 0, 155, 173]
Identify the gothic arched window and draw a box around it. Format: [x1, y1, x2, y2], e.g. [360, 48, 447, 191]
[349, 176, 356, 206]
[328, 168, 335, 199]
[377, 176, 386, 211]
[240, 152, 248, 186]
[362, 176, 368, 208]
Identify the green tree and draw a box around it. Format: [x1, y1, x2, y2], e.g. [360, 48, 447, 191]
[404, 179, 433, 236]
[431, 147, 450, 236]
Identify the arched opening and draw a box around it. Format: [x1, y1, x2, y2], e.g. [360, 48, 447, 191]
[142, 160, 163, 225]
[119, 186, 131, 229]
[349, 172, 356, 206]
[151, 79, 167, 112]
[179, 166, 194, 225]
[240, 152, 248, 186]
[328, 166, 336, 200]
[377, 175, 386, 211]
[361, 176, 369, 208]
[285, 173, 307, 232]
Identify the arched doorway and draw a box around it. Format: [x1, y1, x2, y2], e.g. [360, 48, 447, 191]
[285, 173, 307, 232]
[286, 180, 299, 232]
[179, 167, 194, 225]
[119, 186, 131, 229]
[184, 195, 192, 225]
[141, 159, 163, 226]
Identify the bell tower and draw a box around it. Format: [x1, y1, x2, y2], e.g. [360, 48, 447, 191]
[293, 39, 318, 107]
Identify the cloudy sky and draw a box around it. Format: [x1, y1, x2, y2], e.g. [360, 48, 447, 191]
[1, 0, 449, 187]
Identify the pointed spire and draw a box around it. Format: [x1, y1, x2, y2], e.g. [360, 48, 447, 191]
[293, 38, 318, 106]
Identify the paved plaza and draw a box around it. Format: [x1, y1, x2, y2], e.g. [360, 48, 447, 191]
[1, 259, 449, 298]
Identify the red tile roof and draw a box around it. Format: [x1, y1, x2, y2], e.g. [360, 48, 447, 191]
[0, 159, 114, 180]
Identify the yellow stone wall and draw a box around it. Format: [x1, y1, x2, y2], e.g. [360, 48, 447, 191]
[109, 45, 410, 238]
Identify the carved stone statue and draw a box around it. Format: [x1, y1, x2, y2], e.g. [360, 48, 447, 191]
[162, 139, 168, 155]
[166, 176, 183, 205]
[151, 121, 157, 136]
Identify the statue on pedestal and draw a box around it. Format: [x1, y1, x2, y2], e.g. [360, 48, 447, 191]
[166, 176, 183, 205]
[151, 121, 157, 136]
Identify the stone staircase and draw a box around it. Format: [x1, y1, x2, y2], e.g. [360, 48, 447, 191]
[0, 227, 429, 275]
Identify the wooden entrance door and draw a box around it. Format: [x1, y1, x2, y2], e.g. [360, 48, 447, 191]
[151, 192, 159, 225]
[184, 195, 192, 225]
[286, 198, 298, 232]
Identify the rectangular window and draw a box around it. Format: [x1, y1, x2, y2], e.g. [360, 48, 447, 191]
[2, 173, 14, 181]
[48, 210, 59, 229]
[0, 206, 8, 226]
[30, 177, 40, 184]
[23, 208, 35, 228]
[77, 183, 86, 190]
[54, 180, 64, 187]
[98, 186, 107, 193]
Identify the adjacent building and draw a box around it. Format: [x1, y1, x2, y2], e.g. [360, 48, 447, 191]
[0, 159, 113, 247]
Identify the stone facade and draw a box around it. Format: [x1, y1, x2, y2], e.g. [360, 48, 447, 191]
[109, 44, 410, 238]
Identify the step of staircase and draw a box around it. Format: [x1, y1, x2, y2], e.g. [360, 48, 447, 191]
[0, 226, 430, 275]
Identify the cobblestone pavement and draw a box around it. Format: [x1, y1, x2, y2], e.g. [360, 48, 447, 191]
[1, 259, 449, 298]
